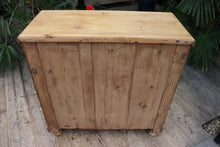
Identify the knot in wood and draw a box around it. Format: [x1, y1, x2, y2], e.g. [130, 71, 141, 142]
[45, 34, 53, 38]
[108, 49, 114, 53]
[181, 53, 187, 60]
[31, 69, 37, 74]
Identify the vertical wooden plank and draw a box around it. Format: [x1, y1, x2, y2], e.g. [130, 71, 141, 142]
[168, 98, 208, 145]
[22, 43, 59, 133]
[5, 67, 36, 147]
[79, 43, 96, 129]
[81, 130, 107, 147]
[127, 44, 176, 129]
[92, 43, 109, 129]
[57, 130, 90, 147]
[37, 42, 86, 129]
[92, 43, 135, 129]
[97, 130, 120, 146]
[152, 45, 191, 134]
[0, 74, 7, 147]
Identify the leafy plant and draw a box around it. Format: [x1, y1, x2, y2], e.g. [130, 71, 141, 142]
[0, 17, 21, 72]
[177, 0, 216, 26]
[35, 0, 76, 11]
[162, 0, 220, 71]
[0, 0, 76, 73]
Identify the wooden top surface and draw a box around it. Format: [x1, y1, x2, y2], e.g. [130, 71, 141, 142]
[18, 10, 195, 45]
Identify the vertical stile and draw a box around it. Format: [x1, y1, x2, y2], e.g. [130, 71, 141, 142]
[79, 43, 96, 129]
[92, 43, 135, 129]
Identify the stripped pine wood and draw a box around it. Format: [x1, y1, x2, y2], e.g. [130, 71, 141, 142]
[92, 43, 135, 129]
[0, 74, 7, 147]
[79, 43, 96, 129]
[127, 44, 176, 129]
[17, 10, 195, 136]
[5, 68, 36, 147]
[152, 45, 191, 134]
[37, 42, 86, 129]
[18, 11, 195, 45]
[22, 43, 59, 133]
[22, 50, 93, 147]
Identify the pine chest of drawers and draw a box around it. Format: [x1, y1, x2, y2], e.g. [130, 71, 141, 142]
[18, 10, 195, 136]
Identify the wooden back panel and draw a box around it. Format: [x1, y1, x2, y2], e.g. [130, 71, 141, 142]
[29, 42, 177, 129]
[37, 43, 87, 128]
[92, 43, 136, 129]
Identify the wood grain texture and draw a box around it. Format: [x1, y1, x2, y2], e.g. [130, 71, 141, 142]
[22, 42, 191, 133]
[0, 73, 7, 147]
[127, 44, 176, 129]
[18, 10, 195, 133]
[92, 43, 135, 129]
[21, 62, 59, 146]
[79, 43, 96, 129]
[37, 42, 86, 129]
[152, 45, 191, 133]
[1, 59, 219, 146]
[22, 43, 59, 133]
[168, 98, 208, 145]
[18, 10, 195, 45]
[4, 68, 36, 147]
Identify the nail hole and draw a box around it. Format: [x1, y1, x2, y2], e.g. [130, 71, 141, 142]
[142, 104, 147, 109]
[115, 86, 120, 89]
[45, 34, 53, 38]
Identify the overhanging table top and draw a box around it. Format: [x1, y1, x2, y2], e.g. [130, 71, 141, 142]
[18, 10, 195, 45]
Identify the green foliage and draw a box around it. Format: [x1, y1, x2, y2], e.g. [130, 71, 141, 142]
[35, 0, 76, 11]
[0, 0, 31, 72]
[162, 0, 220, 71]
[188, 27, 220, 71]
[2, 0, 218, 72]
[0, 0, 76, 73]
[177, 0, 216, 26]
[0, 17, 21, 72]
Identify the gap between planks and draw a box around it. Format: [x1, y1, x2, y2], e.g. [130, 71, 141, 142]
[4, 66, 36, 147]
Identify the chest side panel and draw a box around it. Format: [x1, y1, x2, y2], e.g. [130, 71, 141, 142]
[127, 44, 176, 129]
